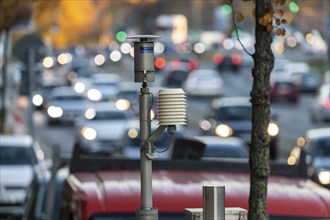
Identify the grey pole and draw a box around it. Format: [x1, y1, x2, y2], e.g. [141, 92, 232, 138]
[136, 82, 158, 220]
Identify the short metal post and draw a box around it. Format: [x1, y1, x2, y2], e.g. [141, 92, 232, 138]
[203, 186, 225, 220]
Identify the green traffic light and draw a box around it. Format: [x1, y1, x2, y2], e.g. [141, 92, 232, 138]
[116, 31, 127, 42]
[289, 2, 299, 13]
[220, 4, 232, 15]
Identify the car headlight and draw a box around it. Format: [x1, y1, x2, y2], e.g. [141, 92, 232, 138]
[81, 127, 97, 141]
[116, 99, 131, 111]
[47, 106, 63, 118]
[87, 88, 102, 101]
[32, 94, 43, 107]
[318, 171, 330, 185]
[128, 128, 139, 139]
[199, 119, 211, 131]
[215, 124, 233, 137]
[268, 123, 279, 136]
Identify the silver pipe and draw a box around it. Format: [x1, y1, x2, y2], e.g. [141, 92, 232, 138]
[203, 186, 225, 220]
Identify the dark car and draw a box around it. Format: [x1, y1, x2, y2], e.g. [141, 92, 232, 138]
[271, 79, 300, 103]
[213, 52, 242, 73]
[162, 69, 190, 88]
[199, 97, 279, 160]
[288, 127, 330, 189]
[193, 136, 249, 159]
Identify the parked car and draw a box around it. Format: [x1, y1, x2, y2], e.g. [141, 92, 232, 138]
[0, 135, 47, 219]
[193, 136, 249, 159]
[270, 78, 300, 103]
[310, 83, 330, 122]
[59, 144, 330, 220]
[291, 71, 322, 93]
[199, 97, 279, 160]
[288, 127, 330, 188]
[183, 69, 224, 98]
[24, 167, 68, 220]
[45, 86, 91, 125]
[74, 102, 136, 154]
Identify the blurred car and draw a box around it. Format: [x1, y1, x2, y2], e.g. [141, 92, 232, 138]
[162, 68, 190, 88]
[122, 120, 193, 159]
[168, 57, 199, 72]
[193, 136, 249, 159]
[46, 87, 91, 125]
[270, 78, 300, 103]
[32, 78, 67, 110]
[288, 127, 330, 188]
[87, 73, 122, 101]
[25, 167, 68, 220]
[0, 135, 46, 219]
[291, 71, 322, 93]
[213, 51, 242, 73]
[183, 69, 224, 97]
[75, 102, 136, 154]
[116, 82, 140, 115]
[199, 97, 279, 160]
[310, 83, 330, 123]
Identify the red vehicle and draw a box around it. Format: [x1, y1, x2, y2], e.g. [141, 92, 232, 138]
[271, 79, 300, 103]
[60, 144, 330, 220]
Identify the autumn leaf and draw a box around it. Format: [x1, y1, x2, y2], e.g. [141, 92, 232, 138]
[276, 9, 284, 17]
[276, 18, 281, 26]
[264, 12, 273, 23]
[236, 12, 245, 22]
[276, 28, 281, 36]
[266, 24, 274, 32]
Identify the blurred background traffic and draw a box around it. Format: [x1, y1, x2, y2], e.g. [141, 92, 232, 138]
[0, 0, 329, 219]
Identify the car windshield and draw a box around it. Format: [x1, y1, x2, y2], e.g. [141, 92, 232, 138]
[54, 95, 84, 101]
[215, 106, 251, 121]
[315, 139, 330, 157]
[0, 146, 37, 165]
[91, 111, 127, 120]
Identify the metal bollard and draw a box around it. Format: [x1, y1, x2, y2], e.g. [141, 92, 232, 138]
[203, 186, 225, 220]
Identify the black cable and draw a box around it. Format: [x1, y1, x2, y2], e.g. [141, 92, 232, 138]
[155, 133, 173, 153]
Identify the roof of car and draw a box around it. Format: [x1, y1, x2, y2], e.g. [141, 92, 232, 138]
[193, 136, 246, 146]
[212, 97, 251, 108]
[0, 135, 34, 147]
[67, 169, 330, 218]
[305, 127, 330, 139]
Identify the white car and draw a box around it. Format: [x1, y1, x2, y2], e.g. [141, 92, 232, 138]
[310, 83, 330, 122]
[46, 86, 91, 125]
[75, 102, 136, 154]
[183, 69, 224, 97]
[87, 73, 122, 101]
[0, 135, 46, 218]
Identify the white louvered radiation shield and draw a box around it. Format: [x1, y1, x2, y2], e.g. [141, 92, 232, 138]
[157, 88, 187, 126]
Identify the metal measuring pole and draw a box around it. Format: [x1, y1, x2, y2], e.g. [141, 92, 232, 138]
[126, 35, 160, 220]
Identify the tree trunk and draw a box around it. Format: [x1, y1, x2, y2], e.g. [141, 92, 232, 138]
[248, 0, 274, 219]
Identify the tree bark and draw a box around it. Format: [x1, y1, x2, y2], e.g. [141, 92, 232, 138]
[248, 0, 274, 219]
